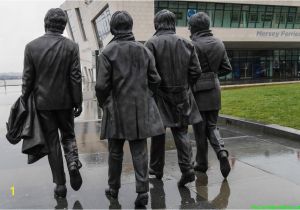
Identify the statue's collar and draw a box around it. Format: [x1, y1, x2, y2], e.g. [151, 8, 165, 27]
[45, 31, 63, 36]
[154, 29, 176, 36]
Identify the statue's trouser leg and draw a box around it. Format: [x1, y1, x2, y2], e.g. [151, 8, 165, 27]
[128, 139, 149, 193]
[192, 115, 209, 171]
[205, 110, 228, 158]
[56, 109, 81, 168]
[108, 139, 125, 190]
[38, 110, 66, 185]
[108, 139, 149, 193]
[170, 126, 194, 174]
[150, 133, 165, 174]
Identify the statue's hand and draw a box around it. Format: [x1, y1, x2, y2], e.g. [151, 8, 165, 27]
[74, 105, 82, 118]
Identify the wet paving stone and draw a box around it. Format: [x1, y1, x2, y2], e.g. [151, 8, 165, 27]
[2, 110, 300, 208]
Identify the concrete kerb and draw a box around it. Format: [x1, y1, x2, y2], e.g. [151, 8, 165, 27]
[221, 80, 300, 90]
[219, 114, 300, 141]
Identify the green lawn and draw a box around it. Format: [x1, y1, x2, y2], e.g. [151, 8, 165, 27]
[220, 83, 300, 130]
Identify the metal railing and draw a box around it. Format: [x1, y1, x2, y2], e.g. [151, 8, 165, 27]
[0, 79, 22, 93]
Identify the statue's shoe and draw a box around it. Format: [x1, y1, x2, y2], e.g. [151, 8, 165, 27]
[105, 188, 119, 199]
[69, 162, 82, 191]
[134, 193, 148, 207]
[219, 151, 231, 178]
[54, 184, 67, 198]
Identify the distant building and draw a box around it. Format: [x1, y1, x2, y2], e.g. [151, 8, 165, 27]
[61, 0, 300, 84]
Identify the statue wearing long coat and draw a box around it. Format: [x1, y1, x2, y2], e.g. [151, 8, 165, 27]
[95, 34, 165, 140]
[145, 30, 202, 127]
[191, 30, 232, 111]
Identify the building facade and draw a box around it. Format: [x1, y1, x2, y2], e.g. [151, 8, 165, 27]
[61, 0, 300, 84]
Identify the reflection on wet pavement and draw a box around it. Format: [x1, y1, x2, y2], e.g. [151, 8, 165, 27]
[2, 85, 300, 208]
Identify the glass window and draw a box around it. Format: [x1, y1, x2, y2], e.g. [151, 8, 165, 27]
[279, 13, 287, 28]
[223, 11, 232, 27]
[225, 4, 232, 11]
[240, 11, 248, 28]
[272, 12, 280, 28]
[287, 10, 295, 29]
[178, 2, 187, 9]
[248, 12, 257, 28]
[242, 5, 249, 11]
[258, 5, 266, 12]
[207, 3, 215, 10]
[263, 12, 273, 28]
[159, 1, 168, 8]
[169, 1, 178, 8]
[290, 7, 297, 13]
[214, 10, 223, 27]
[205, 10, 214, 26]
[231, 11, 240, 27]
[256, 12, 264, 28]
[197, 3, 206, 11]
[188, 2, 197, 9]
[274, 6, 281, 12]
[266, 6, 274, 12]
[250, 5, 257, 12]
[94, 6, 111, 41]
[154, 1, 300, 29]
[177, 8, 187, 26]
[294, 13, 300, 28]
[216, 3, 224, 10]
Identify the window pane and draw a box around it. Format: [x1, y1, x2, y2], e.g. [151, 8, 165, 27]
[188, 2, 197, 9]
[205, 10, 214, 26]
[272, 12, 280, 28]
[231, 11, 240, 27]
[248, 12, 257, 28]
[279, 13, 287, 28]
[240, 11, 248, 28]
[178, 2, 187, 9]
[94, 7, 111, 41]
[287, 12, 295, 28]
[258, 5, 265, 13]
[256, 12, 264, 28]
[207, 3, 215, 10]
[216, 3, 224, 10]
[250, 5, 257, 12]
[177, 8, 187, 26]
[197, 2, 206, 11]
[214, 10, 223, 27]
[154, 1, 300, 29]
[294, 13, 300, 28]
[263, 12, 273, 28]
[223, 11, 231, 27]
[168, 1, 178, 8]
[159, 1, 168, 8]
[225, 4, 232, 11]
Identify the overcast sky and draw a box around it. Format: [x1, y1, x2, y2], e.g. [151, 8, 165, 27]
[0, 0, 66, 73]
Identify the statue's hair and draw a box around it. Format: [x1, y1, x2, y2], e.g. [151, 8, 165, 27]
[110, 11, 133, 35]
[44, 8, 67, 34]
[188, 12, 211, 33]
[154, 9, 176, 31]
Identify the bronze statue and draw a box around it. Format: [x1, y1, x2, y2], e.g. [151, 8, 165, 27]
[145, 9, 202, 186]
[21, 8, 83, 198]
[95, 11, 164, 207]
[188, 12, 232, 178]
